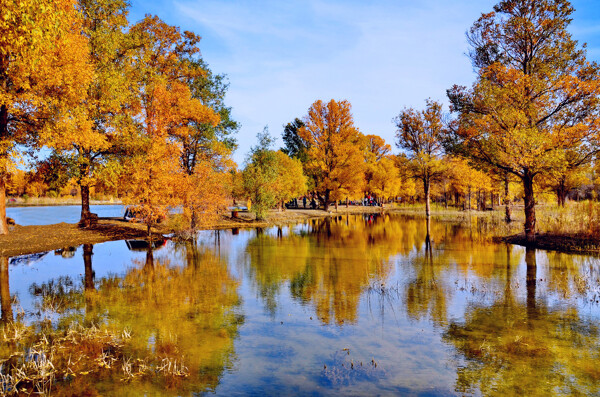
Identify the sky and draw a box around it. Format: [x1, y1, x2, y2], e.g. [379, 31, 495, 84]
[128, 0, 600, 165]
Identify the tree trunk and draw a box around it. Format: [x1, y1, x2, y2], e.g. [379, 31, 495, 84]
[0, 102, 8, 235]
[79, 184, 92, 227]
[0, 56, 9, 235]
[556, 176, 567, 207]
[323, 190, 330, 211]
[190, 209, 198, 231]
[424, 178, 430, 217]
[468, 186, 472, 211]
[0, 257, 11, 323]
[0, 178, 7, 235]
[523, 171, 536, 242]
[504, 172, 511, 223]
[443, 189, 448, 209]
[345, 197, 348, 208]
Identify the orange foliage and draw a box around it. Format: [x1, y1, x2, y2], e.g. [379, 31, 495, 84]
[299, 99, 365, 210]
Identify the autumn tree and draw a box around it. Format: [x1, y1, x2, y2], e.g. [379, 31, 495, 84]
[363, 135, 398, 202]
[540, 149, 592, 206]
[395, 100, 446, 217]
[299, 99, 365, 211]
[121, 16, 218, 235]
[40, 0, 135, 227]
[0, 0, 92, 233]
[367, 156, 402, 202]
[447, 0, 600, 241]
[177, 58, 239, 230]
[273, 151, 307, 210]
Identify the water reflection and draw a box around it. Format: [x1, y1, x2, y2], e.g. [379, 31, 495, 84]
[245, 216, 397, 325]
[0, 257, 11, 323]
[0, 214, 599, 395]
[11, 241, 242, 394]
[444, 248, 600, 395]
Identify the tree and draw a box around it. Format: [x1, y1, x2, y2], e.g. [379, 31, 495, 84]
[540, 149, 592, 206]
[367, 155, 402, 202]
[281, 118, 308, 162]
[40, 0, 134, 227]
[298, 99, 365, 211]
[177, 58, 238, 230]
[272, 151, 307, 210]
[243, 129, 278, 221]
[394, 99, 446, 217]
[363, 135, 398, 202]
[0, 0, 92, 233]
[121, 16, 219, 235]
[447, 0, 600, 241]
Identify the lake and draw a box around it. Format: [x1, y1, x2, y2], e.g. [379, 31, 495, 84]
[2, 213, 600, 395]
[6, 204, 125, 226]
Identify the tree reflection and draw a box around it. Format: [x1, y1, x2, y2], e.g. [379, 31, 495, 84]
[83, 244, 95, 291]
[0, 257, 11, 323]
[404, 218, 448, 326]
[245, 215, 413, 325]
[443, 247, 600, 395]
[23, 242, 242, 395]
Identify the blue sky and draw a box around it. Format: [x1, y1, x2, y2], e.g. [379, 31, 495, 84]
[129, 0, 600, 165]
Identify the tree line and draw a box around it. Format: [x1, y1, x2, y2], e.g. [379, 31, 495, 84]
[241, 0, 600, 243]
[3, 0, 600, 242]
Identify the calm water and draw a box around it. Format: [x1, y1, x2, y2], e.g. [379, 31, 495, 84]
[6, 204, 125, 225]
[3, 214, 600, 395]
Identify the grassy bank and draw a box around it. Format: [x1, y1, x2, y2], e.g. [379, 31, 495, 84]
[393, 201, 600, 253]
[1, 202, 600, 257]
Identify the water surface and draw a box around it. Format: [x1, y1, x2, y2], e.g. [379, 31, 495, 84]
[3, 214, 600, 395]
[7, 204, 125, 225]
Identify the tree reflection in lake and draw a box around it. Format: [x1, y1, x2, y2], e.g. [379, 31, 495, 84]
[245, 215, 402, 324]
[443, 247, 600, 395]
[1, 215, 600, 395]
[0, 257, 11, 323]
[17, 241, 243, 394]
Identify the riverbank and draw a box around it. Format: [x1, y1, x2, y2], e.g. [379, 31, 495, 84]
[2, 203, 600, 257]
[0, 207, 389, 257]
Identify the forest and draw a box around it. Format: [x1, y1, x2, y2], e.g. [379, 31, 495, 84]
[2, 0, 600, 246]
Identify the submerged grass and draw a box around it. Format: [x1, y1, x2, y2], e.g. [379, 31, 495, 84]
[0, 321, 191, 396]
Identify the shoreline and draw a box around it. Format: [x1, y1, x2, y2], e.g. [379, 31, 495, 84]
[1, 205, 599, 257]
[0, 207, 387, 257]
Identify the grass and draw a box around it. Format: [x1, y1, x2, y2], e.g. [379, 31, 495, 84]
[385, 201, 600, 252]
[0, 321, 191, 395]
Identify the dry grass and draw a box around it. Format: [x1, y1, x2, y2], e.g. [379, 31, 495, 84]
[0, 321, 191, 396]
